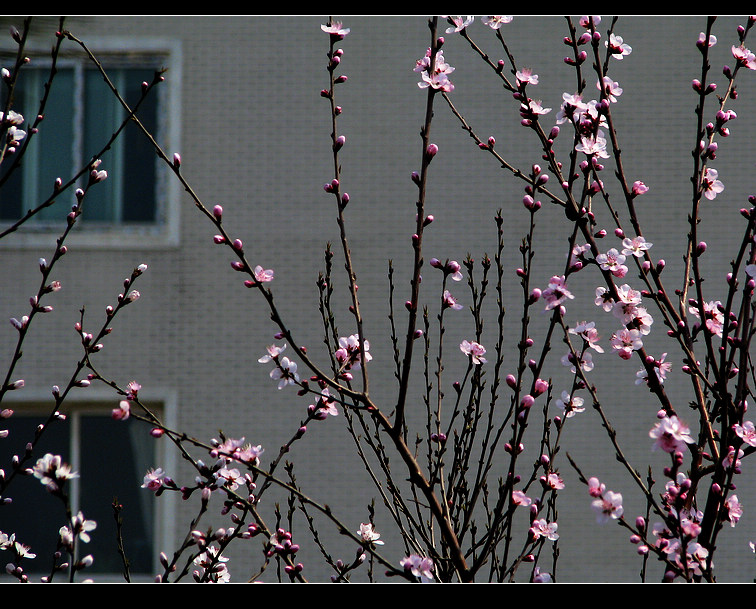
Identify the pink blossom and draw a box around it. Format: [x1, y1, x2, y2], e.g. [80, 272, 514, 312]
[442, 289, 463, 311]
[460, 339, 487, 365]
[444, 16, 473, 33]
[561, 350, 594, 374]
[141, 467, 166, 492]
[725, 495, 743, 527]
[591, 490, 624, 524]
[254, 266, 274, 283]
[580, 16, 601, 28]
[516, 67, 539, 86]
[542, 275, 574, 312]
[734, 420, 756, 447]
[596, 248, 628, 278]
[530, 518, 559, 541]
[610, 327, 643, 359]
[258, 343, 286, 363]
[400, 554, 434, 580]
[698, 32, 717, 48]
[689, 299, 724, 337]
[621, 236, 652, 258]
[576, 132, 609, 158]
[357, 522, 384, 545]
[512, 490, 532, 506]
[481, 16, 513, 29]
[112, 400, 130, 421]
[335, 334, 372, 371]
[598, 76, 623, 102]
[650, 415, 695, 453]
[701, 167, 724, 200]
[321, 21, 350, 38]
[569, 321, 603, 352]
[587, 477, 606, 498]
[636, 352, 672, 386]
[632, 180, 649, 196]
[556, 390, 585, 418]
[415, 48, 455, 93]
[544, 472, 565, 490]
[732, 44, 756, 70]
[270, 356, 300, 389]
[606, 33, 632, 59]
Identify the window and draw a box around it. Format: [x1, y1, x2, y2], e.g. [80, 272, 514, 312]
[0, 394, 175, 581]
[0, 40, 180, 247]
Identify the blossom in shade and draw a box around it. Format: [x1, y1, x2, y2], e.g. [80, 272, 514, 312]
[401, 554, 434, 580]
[270, 357, 300, 389]
[141, 467, 166, 492]
[598, 76, 623, 102]
[112, 400, 130, 421]
[556, 390, 585, 418]
[649, 415, 695, 453]
[542, 275, 574, 312]
[460, 339, 487, 364]
[32, 453, 78, 492]
[636, 352, 672, 386]
[442, 289, 463, 311]
[562, 348, 594, 374]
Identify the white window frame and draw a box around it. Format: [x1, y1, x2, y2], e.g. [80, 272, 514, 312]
[0, 36, 182, 250]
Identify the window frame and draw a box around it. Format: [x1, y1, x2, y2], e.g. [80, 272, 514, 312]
[0, 36, 182, 250]
[0, 386, 178, 581]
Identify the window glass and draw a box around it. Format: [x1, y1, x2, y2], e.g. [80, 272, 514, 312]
[0, 410, 157, 578]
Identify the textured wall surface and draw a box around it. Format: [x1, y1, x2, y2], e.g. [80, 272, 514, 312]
[1, 16, 756, 582]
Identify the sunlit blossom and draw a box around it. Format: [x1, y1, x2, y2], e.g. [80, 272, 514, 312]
[460, 339, 487, 364]
[650, 415, 695, 453]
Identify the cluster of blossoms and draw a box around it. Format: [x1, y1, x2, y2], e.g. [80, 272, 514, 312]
[650, 414, 695, 454]
[414, 46, 455, 93]
[259, 343, 301, 389]
[587, 477, 624, 524]
[0, 108, 26, 153]
[192, 545, 231, 582]
[32, 453, 78, 494]
[210, 436, 264, 466]
[0, 531, 36, 581]
[400, 554, 434, 581]
[593, 281, 655, 364]
[688, 298, 726, 338]
[334, 334, 372, 375]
